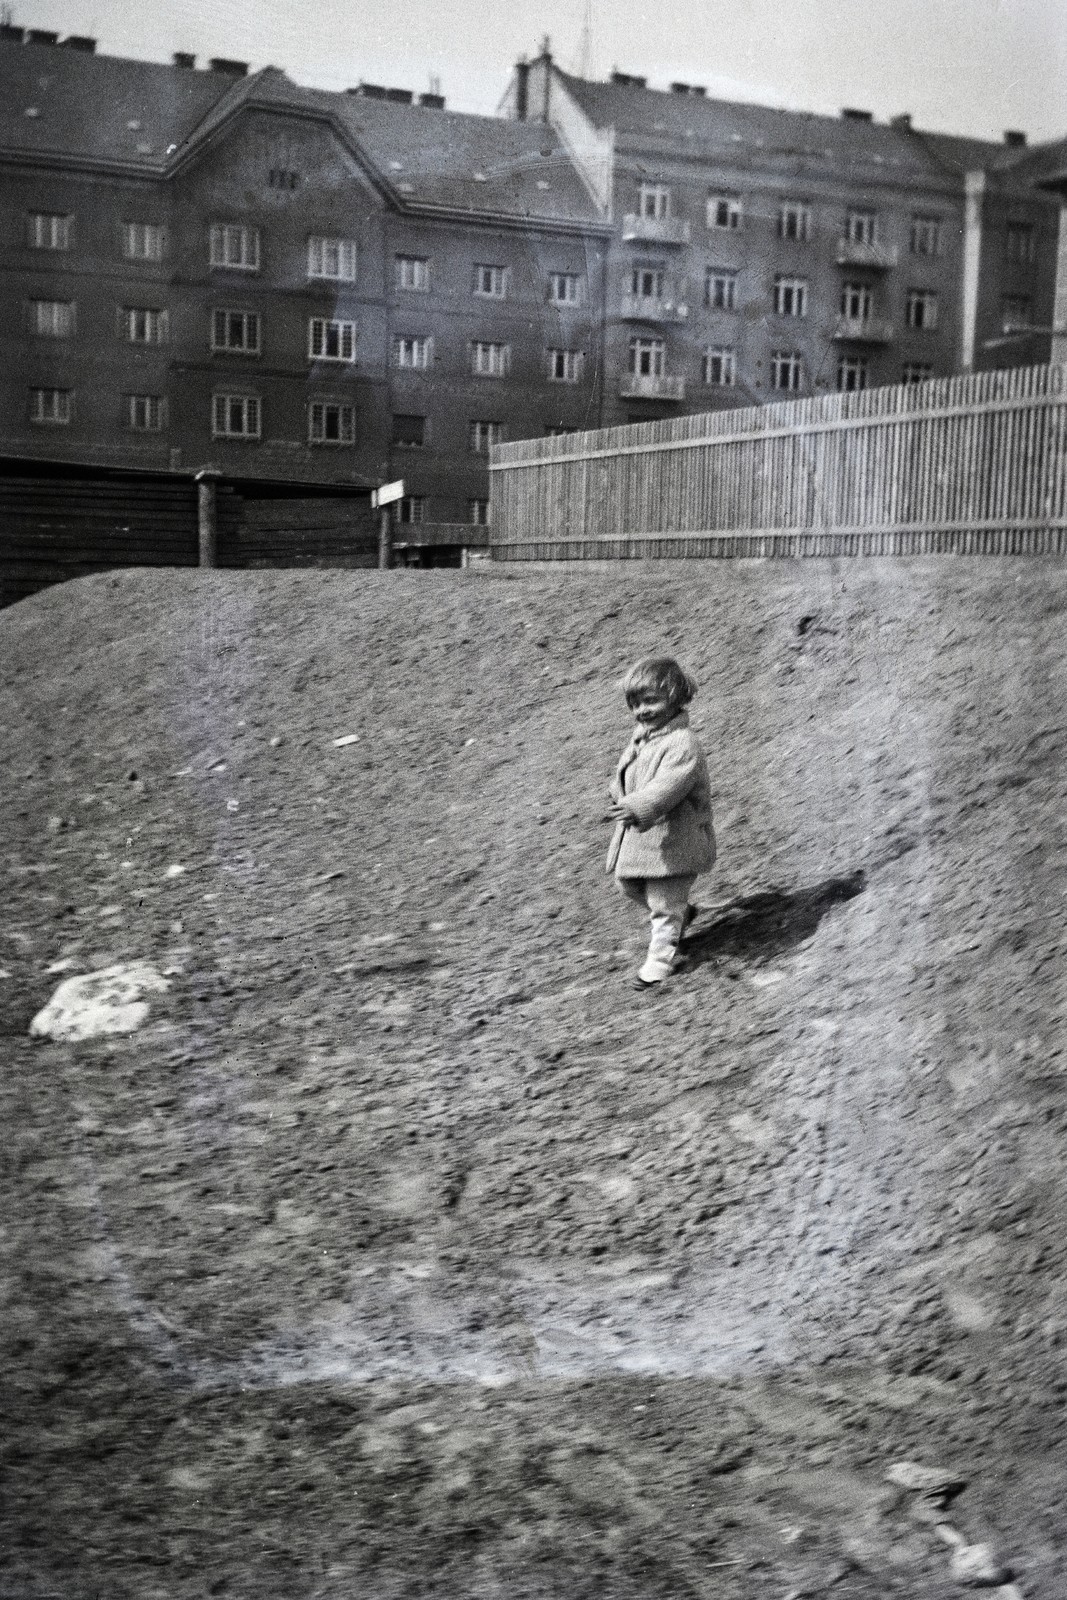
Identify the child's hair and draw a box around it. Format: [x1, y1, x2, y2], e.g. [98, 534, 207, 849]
[622, 656, 697, 710]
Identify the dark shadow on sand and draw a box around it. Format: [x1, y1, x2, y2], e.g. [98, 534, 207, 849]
[683, 871, 867, 968]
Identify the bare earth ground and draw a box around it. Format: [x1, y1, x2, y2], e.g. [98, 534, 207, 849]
[1, 558, 1066, 1599]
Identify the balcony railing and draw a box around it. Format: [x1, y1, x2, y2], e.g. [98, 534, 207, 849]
[619, 373, 686, 401]
[621, 213, 691, 245]
[620, 295, 689, 323]
[833, 316, 894, 344]
[835, 239, 899, 269]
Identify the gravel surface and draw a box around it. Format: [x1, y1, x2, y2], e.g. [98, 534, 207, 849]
[2, 559, 1066, 1598]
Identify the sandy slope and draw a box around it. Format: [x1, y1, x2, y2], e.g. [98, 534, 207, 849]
[2, 559, 1066, 1598]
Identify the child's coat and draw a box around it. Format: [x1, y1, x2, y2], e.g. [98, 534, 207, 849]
[606, 710, 716, 878]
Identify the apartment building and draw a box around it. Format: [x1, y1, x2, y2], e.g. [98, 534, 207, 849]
[503, 52, 1060, 426]
[0, 29, 609, 526]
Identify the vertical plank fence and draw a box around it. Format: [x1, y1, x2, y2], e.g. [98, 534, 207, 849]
[488, 363, 1067, 560]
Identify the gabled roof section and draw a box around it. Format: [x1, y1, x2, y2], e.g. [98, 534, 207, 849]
[0, 36, 233, 164]
[0, 36, 604, 227]
[553, 65, 1027, 187]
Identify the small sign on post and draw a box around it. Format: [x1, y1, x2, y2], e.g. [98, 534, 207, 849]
[372, 480, 404, 570]
[371, 480, 405, 509]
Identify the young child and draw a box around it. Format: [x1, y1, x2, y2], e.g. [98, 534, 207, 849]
[607, 657, 715, 988]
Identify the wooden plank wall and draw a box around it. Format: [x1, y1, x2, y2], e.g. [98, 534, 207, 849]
[488, 363, 1067, 560]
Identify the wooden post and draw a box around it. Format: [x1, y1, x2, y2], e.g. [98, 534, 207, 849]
[378, 505, 392, 569]
[196, 471, 218, 568]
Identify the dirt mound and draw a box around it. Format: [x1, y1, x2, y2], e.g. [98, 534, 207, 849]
[2, 560, 1066, 1598]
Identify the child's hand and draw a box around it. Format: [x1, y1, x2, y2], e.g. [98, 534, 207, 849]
[607, 799, 637, 824]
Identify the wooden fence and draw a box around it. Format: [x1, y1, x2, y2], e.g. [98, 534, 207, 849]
[488, 363, 1067, 560]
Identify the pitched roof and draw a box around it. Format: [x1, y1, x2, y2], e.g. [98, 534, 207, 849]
[554, 65, 1029, 187]
[0, 37, 604, 226]
[0, 36, 233, 165]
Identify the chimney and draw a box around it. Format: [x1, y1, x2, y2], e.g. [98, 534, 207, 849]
[841, 107, 873, 122]
[385, 87, 413, 103]
[173, 51, 196, 69]
[209, 57, 248, 76]
[63, 36, 97, 52]
[670, 82, 690, 95]
[0, 23, 24, 41]
[419, 92, 445, 109]
[27, 29, 59, 45]
[515, 58, 530, 120]
[611, 71, 647, 88]
[1004, 129, 1027, 147]
[348, 82, 386, 98]
[890, 112, 913, 131]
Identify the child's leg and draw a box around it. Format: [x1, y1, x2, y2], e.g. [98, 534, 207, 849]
[639, 875, 697, 983]
[616, 876, 648, 910]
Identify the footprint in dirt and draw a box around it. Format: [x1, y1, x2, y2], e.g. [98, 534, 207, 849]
[684, 871, 866, 969]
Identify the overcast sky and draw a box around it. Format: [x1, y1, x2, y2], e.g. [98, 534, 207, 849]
[13, 0, 1067, 145]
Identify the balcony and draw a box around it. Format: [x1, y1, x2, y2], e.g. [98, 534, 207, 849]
[833, 316, 893, 343]
[621, 213, 691, 245]
[620, 295, 689, 323]
[835, 238, 899, 269]
[619, 373, 686, 401]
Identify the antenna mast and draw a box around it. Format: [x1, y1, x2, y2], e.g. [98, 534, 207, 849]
[575, 0, 593, 78]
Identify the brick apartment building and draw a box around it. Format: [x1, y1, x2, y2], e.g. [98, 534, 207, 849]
[0, 27, 609, 530]
[0, 27, 1062, 539]
[502, 52, 1061, 426]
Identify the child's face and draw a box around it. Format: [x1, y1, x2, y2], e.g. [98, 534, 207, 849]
[629, 689, 676, 731]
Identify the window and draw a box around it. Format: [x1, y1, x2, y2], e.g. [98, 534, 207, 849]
[845, 211, 877, 244]
[638, 183, 670, 219]
[309, 401, 355, 444]
[471, 341, 509, 376]
[30, 387, 71, 424]
[473, 264, 508, 298]
[31, 299, 75, 337]
[770, 351, 803, 391]
[837, 356, 868, 392]
[1005, 223, 1036, 264]
[29, 211, 71, 250]
[548, 271, 581, 304]
[707, 194, 741, 230]
[705, 269, 737, 310]
[632, 266, 664, 300]
[547, 349, 584, 382]
[774, 276, 807, 316]
[702, 346, 735, 386]
[396, 255, 430, 291]
[470, 419, 502, 454]
[395, 335, 431, 369]
[840, 282, 873, 321]
[392, 413, 426, 447]
[1001, 295, 1033, 333]
[307, 237, 356, 280]
[212, 394, 260, 438]
[902, 363, 933, 384]
[469, 498, 491, 525]
[628, 337, 665, 377]
[209, 224, 260, 270]
[779, 204, 811, 241]
[309, 318, 355, 362]
[123, 222, 165, 260]
[909, 216, 941, 256]
[906, 290, 939, 330]
[124, 307, 168, 344]
[397, 496, 425, 524]
[125, 394, 165, 431]
[212, 309, 260, 354]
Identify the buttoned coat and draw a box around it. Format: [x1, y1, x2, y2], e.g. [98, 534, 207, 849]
[606, 711, 716, 878]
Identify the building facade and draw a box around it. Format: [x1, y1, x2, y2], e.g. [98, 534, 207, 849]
[0, 29, 609, 528]
[0, 27, 1062, 528]
[502, 53, 1061, 427]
